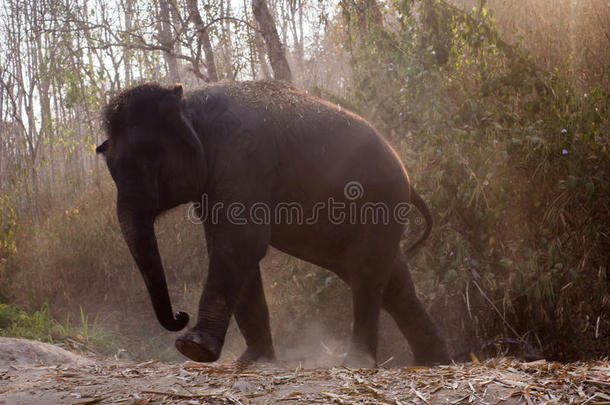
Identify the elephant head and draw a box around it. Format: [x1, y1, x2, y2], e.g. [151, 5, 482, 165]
[96, 83, 205, 331]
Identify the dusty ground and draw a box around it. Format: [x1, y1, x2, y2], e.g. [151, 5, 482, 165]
[0, 338, 608, 404]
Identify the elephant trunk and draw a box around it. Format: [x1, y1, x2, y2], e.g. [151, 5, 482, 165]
[117, 203, 189, 332]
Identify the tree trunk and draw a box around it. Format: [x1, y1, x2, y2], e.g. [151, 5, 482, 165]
[255, 30, 272, 79]
[252, 0, 292, 82]
[123, 0, 133, 84]
[289, 1, 304, 81]
[243, 0, 257, 79]
[186, 0, 218, 82]
[159, 0, 180, 82]
[220, 0, 234, 79]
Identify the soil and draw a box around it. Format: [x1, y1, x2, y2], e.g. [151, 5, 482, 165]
[0, 337, 608, 404]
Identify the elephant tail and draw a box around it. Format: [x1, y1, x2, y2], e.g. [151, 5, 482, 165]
[403, 186, 433, 255]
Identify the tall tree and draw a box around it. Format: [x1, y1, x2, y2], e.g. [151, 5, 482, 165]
[252, 0, 292, 82]
[158, 0, 180, 82]
[122, 0, 134, 84]
[186, 0, 218, 81]
[287, 0, 305, 80]
[219, 0, 235, 79]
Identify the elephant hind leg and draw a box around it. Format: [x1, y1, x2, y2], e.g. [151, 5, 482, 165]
[382, 253, 450, 366]
[233, 265, 276, 362]
[343, 271, 384, 368]
[342, 244, 397, 368]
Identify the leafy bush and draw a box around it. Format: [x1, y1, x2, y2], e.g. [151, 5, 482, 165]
[339, 0, 609, 360]
[0, 301, 119, 354]
[0, 189, 17, 274]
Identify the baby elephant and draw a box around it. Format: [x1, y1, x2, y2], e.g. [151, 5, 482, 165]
[96, 81, 449, 367]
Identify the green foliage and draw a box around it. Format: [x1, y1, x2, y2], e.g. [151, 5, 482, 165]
[0, 189, 17, 274]
[0, 301, 118, 354]
[340, 0, 609, 360]
[0, 301, 56, 342]
[0, 180, 207, 361]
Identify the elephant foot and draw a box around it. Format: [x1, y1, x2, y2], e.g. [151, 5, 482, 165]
[237, 346, 276, 364]
[413, 343, 451, 366]
[175, 329, 222, 362]
[342, 350, 377, 369]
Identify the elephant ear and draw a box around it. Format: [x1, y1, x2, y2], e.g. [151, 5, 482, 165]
[159, 84, 204, 156]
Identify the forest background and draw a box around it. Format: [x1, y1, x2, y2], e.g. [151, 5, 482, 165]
[0, 0, 608, 364]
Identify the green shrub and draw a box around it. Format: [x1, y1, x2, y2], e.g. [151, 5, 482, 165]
[0, 301, 119, 354]
[339, 0, 609, 360]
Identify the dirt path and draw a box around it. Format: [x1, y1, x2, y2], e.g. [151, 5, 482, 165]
[0, 338, 608, 404]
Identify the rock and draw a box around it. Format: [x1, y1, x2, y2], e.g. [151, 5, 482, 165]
[0, 337, 94, 366]
[232, 379, 252, 392]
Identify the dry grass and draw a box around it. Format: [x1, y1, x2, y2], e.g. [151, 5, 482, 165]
[470, 0, 610, 90]
[1, 346, 609, 404]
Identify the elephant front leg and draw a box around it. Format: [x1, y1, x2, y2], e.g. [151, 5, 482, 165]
[234, 265, 276, 363]
[175, 251, 253, 362]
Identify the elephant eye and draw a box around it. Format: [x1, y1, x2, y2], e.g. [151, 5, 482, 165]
[96, 140, 109, 155]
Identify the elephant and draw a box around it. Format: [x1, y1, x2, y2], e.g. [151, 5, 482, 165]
[96, 81, 449, 367]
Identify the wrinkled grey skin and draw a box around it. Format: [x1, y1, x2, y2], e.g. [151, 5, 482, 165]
[96, 81, 449, 367]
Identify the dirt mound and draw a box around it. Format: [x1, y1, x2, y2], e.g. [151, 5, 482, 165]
[0, 337, 93, 366]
